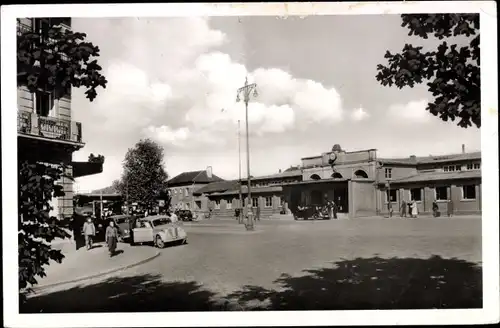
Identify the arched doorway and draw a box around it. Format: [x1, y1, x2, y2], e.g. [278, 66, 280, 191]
[354, 169, 368, 179]
[310, 174, 321, 181]
[331, 172, 343, 179]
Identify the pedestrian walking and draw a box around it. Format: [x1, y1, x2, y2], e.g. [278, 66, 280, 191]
[256, 205, 261, 221]
[400, 200, 407, 218]
[332, 201, 338, 219]
[327, 200, 333, 220]
[105, 220, 119, 257]
[432, 200, 439, 217]
[447, 199, 454, 217]
[82, 217, 96, 250]
[387, 201, 393, 218]
[410, 201, 418, 218]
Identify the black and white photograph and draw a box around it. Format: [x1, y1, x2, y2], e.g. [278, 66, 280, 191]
[2, 2, 498, 327]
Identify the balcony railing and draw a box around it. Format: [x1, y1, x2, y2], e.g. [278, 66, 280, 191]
[17, 110, 83, 144]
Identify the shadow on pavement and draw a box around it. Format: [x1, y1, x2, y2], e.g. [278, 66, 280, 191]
[21, 255, 482, 312]
[21, 274, 219, 313]
[227, 255, 482, 310]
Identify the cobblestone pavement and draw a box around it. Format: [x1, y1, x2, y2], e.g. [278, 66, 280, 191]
[22, 217, 482, 312]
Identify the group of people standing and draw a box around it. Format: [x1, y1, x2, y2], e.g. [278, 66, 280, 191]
[396, 199, 454, 218]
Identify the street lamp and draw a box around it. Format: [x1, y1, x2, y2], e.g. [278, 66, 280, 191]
[236, 77, 258, 230]
[237, 120, 243, 224]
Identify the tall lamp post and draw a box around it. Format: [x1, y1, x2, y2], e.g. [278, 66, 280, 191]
[238, 120, 243, 224]
[236, 77, 258, 230]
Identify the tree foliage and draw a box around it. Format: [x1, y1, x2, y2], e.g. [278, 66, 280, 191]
[375, 14, 480, 128]
[18, 162, 71, 301]
[120, 139, 169, 210]
[17, 18, 108, 302]
[17, 18, 107, 101]
[88, 153, 105, 164]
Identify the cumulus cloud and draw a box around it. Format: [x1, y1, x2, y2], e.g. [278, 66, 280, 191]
[350, 107, 370, 121]
[387, 99, 431, 123]
[70, 17, 342, 190]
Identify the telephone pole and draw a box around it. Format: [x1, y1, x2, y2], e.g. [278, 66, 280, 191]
[236, 77, 258, 230]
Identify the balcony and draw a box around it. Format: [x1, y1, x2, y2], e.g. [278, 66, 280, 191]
[17, 110, 83, 145]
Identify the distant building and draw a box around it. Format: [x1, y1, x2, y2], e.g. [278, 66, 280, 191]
[194, 146, 481, 219]
[168, 169, 223, 211]
[17, 18, 103, 221]
[194, 169, 303, 218]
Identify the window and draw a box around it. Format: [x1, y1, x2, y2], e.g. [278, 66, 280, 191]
[184, 188, 189, 197]
[386, 189, 397, 202]
[473, 163, 480, 170]
[252, 197, 259, 208]
[226, 200, 232, 210]
[435, 186, 448, 201]
[35, 90, 54, 117]
[455, 165, 462, 171]
[265, 196, 273, 208]
[384, 168, 392, 179]
[214, 200, 221, 209]
[443, 165, 456, 172]
[466, 163, 473, 170]
[410, 188, 422, 202]
[462, 185, 476, 200]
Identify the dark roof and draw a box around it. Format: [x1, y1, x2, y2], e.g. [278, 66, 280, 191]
[389, 170, 481, 184]
[168, 170, 224, 187]
[193, 180, 240, 195]
[284, 166, 301, 172]
[284, 178, 350, 186]
[251, 170, 302, 180]
[379, 151, 481, 166]
[209, 185, 283, 196]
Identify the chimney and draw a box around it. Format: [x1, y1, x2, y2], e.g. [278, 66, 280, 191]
[462, 144, 465, 154]
[279, 169, 282, 173]
[409, 155, 416, 162]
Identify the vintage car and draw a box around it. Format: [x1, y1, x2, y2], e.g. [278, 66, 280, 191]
[175, 209, 194, 221]
[109, 214, 135, 241]
[131, 215, 187, 248]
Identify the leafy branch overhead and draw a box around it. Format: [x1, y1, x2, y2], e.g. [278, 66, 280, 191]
[375, 14, 480, 128]
[19, 162, 71, 297]
[17, 19, 108, 101]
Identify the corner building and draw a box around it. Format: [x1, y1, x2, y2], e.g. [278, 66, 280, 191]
[17, 18, 103, 220]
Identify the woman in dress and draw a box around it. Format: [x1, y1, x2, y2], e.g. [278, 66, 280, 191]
[410, 200, 419, 218]
[105, 220, 119, 256]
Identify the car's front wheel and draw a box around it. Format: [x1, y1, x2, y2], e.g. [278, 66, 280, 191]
[155, 235, 165, 249]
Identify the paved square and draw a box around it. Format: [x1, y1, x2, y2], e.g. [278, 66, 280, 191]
[23, 217, 482, 312]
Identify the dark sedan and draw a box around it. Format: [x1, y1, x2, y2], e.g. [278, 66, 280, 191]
[175, 210, 194, 221]
[110, 214, 135, 241]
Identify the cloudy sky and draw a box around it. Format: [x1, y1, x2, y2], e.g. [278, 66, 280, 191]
[71, 14, 481, 192]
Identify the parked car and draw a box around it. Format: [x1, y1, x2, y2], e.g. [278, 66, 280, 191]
[110, 214, 135, 241]
[131, 215, 187, 248]
[175, 209, 194, 221]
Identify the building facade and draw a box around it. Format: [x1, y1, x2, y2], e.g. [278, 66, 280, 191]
[17, 18, 103, 220]
[194, 147, 481, 219]
[167, 170, 224, 212]
[193, 168, 303, 219]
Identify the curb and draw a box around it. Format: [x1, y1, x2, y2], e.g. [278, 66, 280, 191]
[31, 250, 161, 292]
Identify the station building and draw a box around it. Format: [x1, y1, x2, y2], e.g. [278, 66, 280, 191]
[192, 146, 481, 219]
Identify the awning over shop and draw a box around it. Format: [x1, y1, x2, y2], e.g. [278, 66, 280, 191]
[72, 161, 103, 178]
